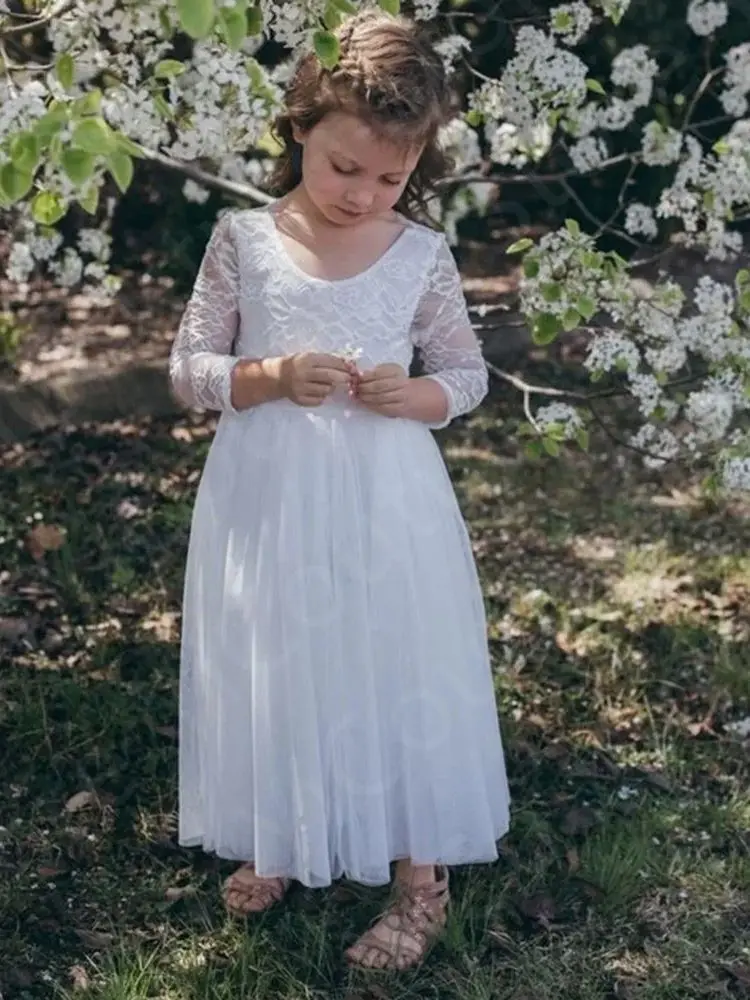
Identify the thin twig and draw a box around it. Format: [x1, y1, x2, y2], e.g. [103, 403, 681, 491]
[0, 0, 75, 35]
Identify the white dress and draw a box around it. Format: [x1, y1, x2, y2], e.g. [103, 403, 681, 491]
[169, 206, 510, 889]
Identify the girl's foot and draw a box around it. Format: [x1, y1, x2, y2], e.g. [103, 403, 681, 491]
[345, 864, 449, 971]
[223, 863, 291, 916]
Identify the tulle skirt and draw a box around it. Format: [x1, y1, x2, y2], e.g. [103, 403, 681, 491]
[178, 395, 510, 888]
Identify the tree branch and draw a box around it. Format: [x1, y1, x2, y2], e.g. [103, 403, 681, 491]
[0, 0, 75, 36]
[138, 146, 275, 206]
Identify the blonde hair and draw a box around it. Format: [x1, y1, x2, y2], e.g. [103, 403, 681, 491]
[270, 9, 453, 221]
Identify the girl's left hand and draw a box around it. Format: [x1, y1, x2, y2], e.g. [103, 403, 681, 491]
[353, 363, 411, 418]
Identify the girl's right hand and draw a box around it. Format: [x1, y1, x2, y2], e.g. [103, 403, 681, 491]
[278, 352, 354, 407]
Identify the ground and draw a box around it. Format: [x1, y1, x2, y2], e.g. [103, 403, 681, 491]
[0, 376, 749, 1000]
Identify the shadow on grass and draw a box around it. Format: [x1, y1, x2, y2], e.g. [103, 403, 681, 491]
[1, 392, 749, 1000]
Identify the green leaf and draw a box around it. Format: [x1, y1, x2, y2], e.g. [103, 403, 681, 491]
[531, 313, 561, 346]
[542, 437, 561, 457]
[378, 0, 400, 13]
[553, 10, 573, 29]
[61, 147, 95, 184]
[585, 78, 606, 96]
[523, 257, 540, 279]
[10, 133, 40, 174]
[565, 217, 581, 238]
[507, 237, 534, 255]
[154, 59, 186, 79]
[115, 133, 146, 159]
[330, 0, 357, 10]
[72, 89, 103, 117]
[72, 117, 115, 155]
[524, 439, 544, 460]
[56, 53, 75, 90]
[246, 4, 263, 34]
[576, 295, 597, 321]
[77, 186, 100, 215]
[313, 30, 340, 69]
[0, 162, 33, 203]
[541, 282, 562, 303]
[323, 3, 343, 28]
[31, 190, 67, 226]
[703, 189, 715, 211]
[153, 92, 173, 119]
[106, 150, 134, 193]
[159, 7, 174, 36]
[575, 426, 590, 451]
[712, 138, 730, 156]
[35, 108, 68, 144]
[562, 307, 581, 331]
[465, 108, 483, 128]
[219, 5, 247, 50]
[736, 268, 750, 287]
[176, 0, 216, 39]
[739, 289, 750, 312]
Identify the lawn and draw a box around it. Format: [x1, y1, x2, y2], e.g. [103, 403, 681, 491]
[1, 382, 749, 1000]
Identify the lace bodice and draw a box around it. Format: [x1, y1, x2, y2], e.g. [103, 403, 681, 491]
[169, 207, 487, 428]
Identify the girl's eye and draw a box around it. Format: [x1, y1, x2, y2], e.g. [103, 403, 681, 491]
[382, 178, 401, 187]
[332, 163, 356, 175]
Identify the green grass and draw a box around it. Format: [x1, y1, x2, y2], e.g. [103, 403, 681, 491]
[1, 387, 749, 1000]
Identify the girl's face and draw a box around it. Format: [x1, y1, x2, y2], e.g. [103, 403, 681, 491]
[292, 111, 422, 227]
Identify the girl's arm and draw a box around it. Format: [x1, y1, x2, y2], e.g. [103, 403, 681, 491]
[410, 235, 489, 429]
[169, 212, 241, 412]
[169, 212, 286, 412]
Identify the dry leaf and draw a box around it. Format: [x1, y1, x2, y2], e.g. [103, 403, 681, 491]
[517, 893, 557, 928]
[27, 524, 67, 561]
[165, 885, 197, 902]
[75, 929, 114, 950]
[64, 790, 98, 813]
[566, 847, 580, 873]
[487, 924, 516, 952]
[0, 616, 31, 642]
[69, 965, 90, 991]
[38, 865, 65, 878]
[561, 806, 598, 836]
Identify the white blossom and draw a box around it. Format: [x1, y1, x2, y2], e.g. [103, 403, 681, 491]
[183, 179, 211, 204]
[625, 203, 658, 239]
[549, 2, 593, 46]
[721, 44, 750, 117]
[686, 0, 728, 36]
[534, 402, 584, 436]
[641, 121, 683, 166]
[569, 135, 609, 172]
[434, 34, 471, 76]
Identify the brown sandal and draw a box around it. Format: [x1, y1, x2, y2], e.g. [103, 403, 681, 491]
[345, 865, 450, 971]
[223, 863, 291, 916]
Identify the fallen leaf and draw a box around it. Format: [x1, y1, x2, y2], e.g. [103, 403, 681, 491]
[561, 806, 598, 836]
[720, 962, 750, 986]
[64, 790, 98, 813]
[0, 616, 31, 642]
[27, 523, 67, 560]
[565, 847, 580, 873]
[69, 965, 90, 991]
[165, 885, 197, 902]
[516, 893, 557, 928]
[75, 929, 115, 950]
[38, 865, 66, 878]
[487, 923, 516, 952]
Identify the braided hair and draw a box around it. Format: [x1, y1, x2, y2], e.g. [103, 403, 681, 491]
[270, 9, 453, 222]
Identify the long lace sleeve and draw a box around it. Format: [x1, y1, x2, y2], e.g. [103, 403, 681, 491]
[411, 234, 488, 429]
[169, 212, 241, 412]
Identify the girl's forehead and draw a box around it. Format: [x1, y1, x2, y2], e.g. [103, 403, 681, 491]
[317, 112, 421, 169]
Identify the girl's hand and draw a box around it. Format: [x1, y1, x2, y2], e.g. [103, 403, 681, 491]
[278, 352, 354, 407]
[355, 363, 411, 418]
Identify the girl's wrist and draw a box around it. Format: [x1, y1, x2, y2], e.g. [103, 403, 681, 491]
[230, 357, 288, 410]
[402, 376, 449, 425]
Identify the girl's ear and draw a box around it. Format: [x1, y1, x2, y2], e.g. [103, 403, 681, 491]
[291, 123, 307, 145]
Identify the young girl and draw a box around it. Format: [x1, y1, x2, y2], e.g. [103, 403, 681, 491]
[169, 8, 510, 971]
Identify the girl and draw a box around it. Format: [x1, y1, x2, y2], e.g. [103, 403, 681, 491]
[169, 8, 510, 972]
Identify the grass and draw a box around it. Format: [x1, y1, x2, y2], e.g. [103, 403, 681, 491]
[0, 383, 749, 1000]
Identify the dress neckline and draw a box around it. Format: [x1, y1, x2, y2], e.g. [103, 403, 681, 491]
[263, 204, 412, 286]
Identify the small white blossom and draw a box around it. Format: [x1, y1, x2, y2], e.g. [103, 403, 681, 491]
[631, 424, 679, 468]
[720, 43, 750, 118]
[534, 402, 585, 441]
[725, 717, 750, 737]
[549, 2, 593, 46]
[569, 135, 608, 172]
[434, 34, 471, 75]
[686, 0, 728, 36]
[641, 121, 683, 166]
[183, 179, 211, 204]
[625, 203, 658, 239]
[723, 459, 750, 491]
[5, 243, 35, 283]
